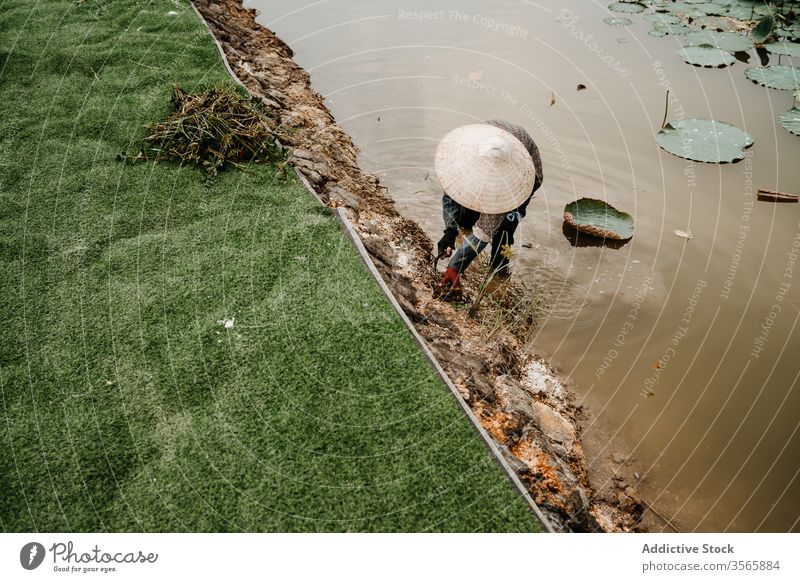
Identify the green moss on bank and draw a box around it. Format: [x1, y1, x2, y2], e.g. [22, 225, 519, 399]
[0, 0, 540, 532]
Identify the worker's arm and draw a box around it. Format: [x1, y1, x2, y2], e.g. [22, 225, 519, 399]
[447, 213, 504, 273]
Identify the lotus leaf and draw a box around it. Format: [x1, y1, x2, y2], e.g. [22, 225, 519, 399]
[604, 16, 634, 26]
[563, 198, 634, 240]
[645, 13, 682, 24]
[744, 66, 800, 90]
[678, 45, 737, 67]
[724, 1, 772, 20]
[655, 23, 693, 35]
[776, 29, 800, 42]
[609, 2, 646, 13]
[661, 2, 706, 17]
[778, 107, 800, 136]
[656, 118, 754, 163]
[764, 41, 800, 59]
[682, 30, 754, 52]
[750, 14, 775, 43]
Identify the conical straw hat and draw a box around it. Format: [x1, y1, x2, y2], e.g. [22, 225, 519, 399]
[435, 123, 536, 214]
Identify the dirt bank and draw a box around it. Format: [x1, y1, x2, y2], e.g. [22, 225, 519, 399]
[192, 0, 657, 532]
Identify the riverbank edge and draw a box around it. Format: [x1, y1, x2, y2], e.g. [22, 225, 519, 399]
[191, 0, 647, 532]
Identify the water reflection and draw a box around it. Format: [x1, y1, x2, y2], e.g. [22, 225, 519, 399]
[249, 0, 800, 532]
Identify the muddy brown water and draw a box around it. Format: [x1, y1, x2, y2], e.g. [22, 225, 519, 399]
[248, 0, 800, 532]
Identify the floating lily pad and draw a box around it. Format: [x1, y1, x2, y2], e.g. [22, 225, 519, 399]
[682, 30, 754, 52]
[678, 45, 737, 67]
[778, 106, 800, 136]
[656, 118, 754, 163]
[645, 13, 682, 24]
[750, 14, 775, 43]
[744, 66, 800, 90]
[763, 41, 800, 59]
[653, 23, 692, 35]
[724, 2, 772, 20]
[776, 29, 800, 42]
[563, 198, 634, 240]
[609, 2, 646, 13]
[778, 92, 800, 136]
[660, 2, 706, 17]
[694, 3, 727, 16]
[604, 16, 634, 26]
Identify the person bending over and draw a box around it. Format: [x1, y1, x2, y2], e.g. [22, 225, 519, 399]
[434, 119, 543, 300]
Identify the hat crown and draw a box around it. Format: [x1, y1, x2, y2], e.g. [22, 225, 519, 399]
[477, 136, 511, 162]
[434, 123, 535, 214]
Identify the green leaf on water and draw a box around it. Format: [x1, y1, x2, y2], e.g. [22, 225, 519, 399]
[778, 107, 800, 136]
[763, 41, 800, 59]
[744, 66, 800, 90]
[723, 2, 772, 21]
[604, 16, 634, 26]
[682, 30, 754, 52]
[776, 29, 800, 42]
[750, 14, 775, 44]
[609, 2, 646, 14]
[645, 13, 682, 25]
[652, 23, 692, 35]
[678, 45, 737, 67]
[660, 2, 706, 17]
[656, 118, 754, 163]
[563, 198, 634, 240]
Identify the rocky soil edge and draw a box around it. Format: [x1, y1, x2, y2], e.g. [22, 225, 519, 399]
[192, 0, 650, 532]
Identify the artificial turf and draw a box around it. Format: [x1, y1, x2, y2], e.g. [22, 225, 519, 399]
[0, 0, 540, 532]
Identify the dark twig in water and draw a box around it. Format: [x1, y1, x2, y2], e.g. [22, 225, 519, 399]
[661, 90, 670, 130]
[640, 499, 681, 533]
[757, 188, 799, 202]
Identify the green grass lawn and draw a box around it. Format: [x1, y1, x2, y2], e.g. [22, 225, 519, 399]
[0, 0, 540, 531]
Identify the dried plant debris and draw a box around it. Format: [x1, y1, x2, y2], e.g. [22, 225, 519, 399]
[123, 83, 287, 175]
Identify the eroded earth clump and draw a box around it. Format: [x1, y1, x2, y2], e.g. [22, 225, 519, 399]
[193, 0, 650, 532]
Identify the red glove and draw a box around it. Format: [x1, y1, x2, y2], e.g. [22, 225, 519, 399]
[441, 267, 461, 287]
[435, 267, 464, 302]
